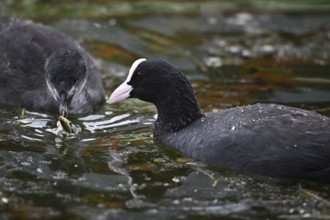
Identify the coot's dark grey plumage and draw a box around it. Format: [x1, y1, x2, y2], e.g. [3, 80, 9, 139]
[0, 17, 104, 116]
[108, 58, 330, 182]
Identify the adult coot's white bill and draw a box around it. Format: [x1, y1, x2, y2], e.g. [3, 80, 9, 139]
[0, 18, 104, 116]
[108, 58, 330, 182]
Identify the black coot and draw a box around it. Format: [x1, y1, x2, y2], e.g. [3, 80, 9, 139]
[0, 17, 104, 116]
[108, 58, 330, 182]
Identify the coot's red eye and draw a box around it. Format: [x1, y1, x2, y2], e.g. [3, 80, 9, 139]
[136, 72, 143, 80]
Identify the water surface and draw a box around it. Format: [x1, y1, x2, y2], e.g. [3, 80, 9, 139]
[1, 1, 330, 219]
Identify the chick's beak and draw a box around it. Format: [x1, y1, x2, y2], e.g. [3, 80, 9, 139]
[107, 82, 132, 104]
[59, 92, 69, 117]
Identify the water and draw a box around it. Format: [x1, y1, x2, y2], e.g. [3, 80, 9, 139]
[1, 1, 330, 219]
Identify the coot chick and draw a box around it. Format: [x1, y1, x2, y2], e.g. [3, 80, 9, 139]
[0, 18, 104, 116]
[108, 59, 330, 182]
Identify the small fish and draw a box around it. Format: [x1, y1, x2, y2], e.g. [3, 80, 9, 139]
[59, 116, 73, 133]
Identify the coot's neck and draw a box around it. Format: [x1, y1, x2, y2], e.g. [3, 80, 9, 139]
[154, 88, 204, 136]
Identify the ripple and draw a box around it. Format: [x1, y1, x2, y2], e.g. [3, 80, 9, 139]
[81, 113, 142, 132]
[19, 118, 50, 128]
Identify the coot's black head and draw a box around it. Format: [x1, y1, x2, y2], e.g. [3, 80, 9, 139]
[107, 59, 194, 104]
[45, 49, 87, 117]
[108, 59, 203, 132]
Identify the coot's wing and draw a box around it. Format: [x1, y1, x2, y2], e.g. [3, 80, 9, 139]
[207, 104, 330, 181]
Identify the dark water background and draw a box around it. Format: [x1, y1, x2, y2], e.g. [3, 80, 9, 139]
[1, 1, 330, 219]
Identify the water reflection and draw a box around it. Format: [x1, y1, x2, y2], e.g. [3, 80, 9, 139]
[1, 0, 330, 219]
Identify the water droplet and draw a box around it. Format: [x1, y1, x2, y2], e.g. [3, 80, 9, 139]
[261, 44, 275, 54]
[94, 23, 101, 28]
[183, 197, 193, 202]
[241, 49, 251, 58]
[228, 12, 253, 26]
[204, 57, 222, 67]
[173, 199, 180, 204]
[2, 198, 9, 203]
[21, 162, 31, 166]
[172, 176, 180, 183]
[229, 45, 241, 54]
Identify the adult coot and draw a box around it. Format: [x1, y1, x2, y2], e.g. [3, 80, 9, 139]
[108, 58, 330, 182]
[0, 18, 104, 116]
